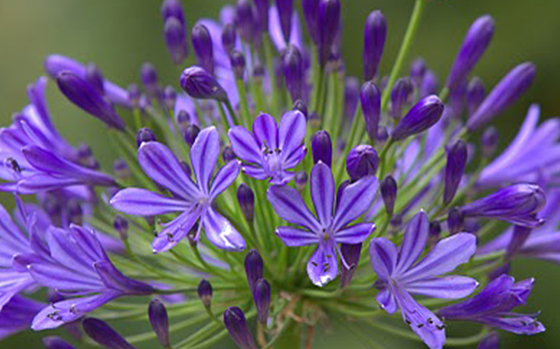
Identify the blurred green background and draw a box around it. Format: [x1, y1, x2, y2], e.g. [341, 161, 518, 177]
[0, 0, 559, 347]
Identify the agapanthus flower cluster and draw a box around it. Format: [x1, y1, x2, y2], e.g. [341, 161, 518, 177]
[0, 0, 554, 348]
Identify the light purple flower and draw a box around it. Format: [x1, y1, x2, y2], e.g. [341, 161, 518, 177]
[370, 211, 478, 349]
[267, 162, 377, 286]
[228, 110, 306, 185]
[111, 127, 245, 252]
[0, 296, 44, 340]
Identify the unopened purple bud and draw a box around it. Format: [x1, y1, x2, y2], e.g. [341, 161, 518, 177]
[198, 279, 213, 308]
[164, 17, 188, 65]
[236, 0, 257, 44]
[222, 24, 237, 54]
[283, 45, 304, 101]
[113, 159, 130, 180]
[293, 99, 308, 118]
[183, 124, 201, 146]
[506, 225, 532, 260]
[363, 10, 387, 81]
[391, 95, 444, 141]
[302, 0, 320, 44]
[295, 171, 308, 191]
[42, 336, 76, 349]
[311, 130, 332, 167]
[447, 207, 464, 235]
[164, 85, 177, 110]
[444, 140, 468, 205]
[223, 307, 257, 349]
[161, 0, 185, 25]
[253, 279, 271, 323]
[177, 110, 190, 129]
[85, 63, 104, 94]
[149, 299, 170, 348]
[253, 0, 269, 32]
[317, 0, 341, 66]
[340, 243, 362, 288]
[447, 15, 495, 91]
[136, 127, 157, 147]
[380, 175, 397, 216]
[346, 145, 379, 181]
[429, 221, 441, 240]
[192, 24, 215, 75]
[467, 62, 536, 130]
[410, 58, 427, 85]
[478, 332, 500, 349]
[376, 126, 389, 143]
[113, 215, 129, 240]
[344, 77, 360, 119]
[360, 81, 381, 141]
[253, 65, 265, 80]
[244, 249, 263, 291]
[467, 77, 485, 117]
[230, 50, 246, 80]
[78, 143, 93, 159]
[180, 66, 228, 102]
[56, 71, 125, 131]
[83, 318, 134, 349]
[481, 126, 499, 157]
[127, 83, 141, 108]
[237, 184, 255, 223]
[391, 77, 414, 120]
[222, 146, 236, 163]
[276, 0, 293, 40]
[141, 63, 159, 97]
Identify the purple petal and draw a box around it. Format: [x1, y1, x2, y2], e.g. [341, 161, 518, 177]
[242, 165, 269, 180]
[267, 185, 320, 232]
[253, 114, 279, 149]
[110, 188, 191, 216]
[307, 242, 338, 287]
[332, 175, 378, 231]
[283, 145, 307, 169]
[210, 160, 241, 199]
[477, 314, 545, 335]
[202, 207, 245, 251]
[335, 223, 375, 244]
[279, 110, 306, 161]
[190, 127, 220, 193]
[406, 276, 478, 299]
[275, 226, 318, 246]
[14, 174, 81, 194]
[376, 288, 398, 314]
[310, 162, 335, 227]
[94, 261, 154, 295]
[229, 126, 263, 164]
[152, 207, 203, 253]
[369, 237, 398, 280]
[395, 211, 429, 275]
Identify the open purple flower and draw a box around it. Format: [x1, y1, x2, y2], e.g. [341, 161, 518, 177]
[267, 162, 377, 286]
[439, 274, 545, 335]
[228, 110, 306, 185]
[111, 126, 245, 252]
[370, 211, 478, 348]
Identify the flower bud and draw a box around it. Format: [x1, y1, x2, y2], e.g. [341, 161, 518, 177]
[85, 63, 104, 94]
[237, 184, 255, 223]
[311, 130, 332, 167]
[283, 45, 304, 102]
[429, 220, 441, 242]
[276, 0, 293, 40]
[56, 71, 125, 131]
[236, 0, 257, 44]
[467, 77, 485, 117]
[223, 307, 257, 349]
[149, 299, 170, 348]
[161, 0, 185, 25]
[506, 225, 532, 260]
[447, 15, 495, 91]
[360, 81, 381, 141]
[180, 66, 228, 102]
[164, 17, 188, 65]
[113, 159, 130, 180]
[253, 279, 271, 323]
[443, 140, 468, 205]
[295, 171, 308, 191]
[127, 83, 141, 108]
[317, 0, 340, 66]
[481, 126, 499, 158]
[177, 110, 190, 129]
[222, 23, 237, 54]
[447, 207, 464, 235]
[344, 77, 360, 120]
[136, 128, 157, 147]
[222, 146, 237, 162]
[244, 249, 263, 291]
[467, 62, 536, 130]
[83, 318, 133, 349]
[410, 58, 427, 85]
[302, 0, 320, 44]
[230, 50, 246, 80]
[183, 124, 201, 146]
[380, 175, 397, 216]
[340, 243, 362, 288]
[363, 10, 387, 81]
[192, 24, 215, 75]
[163, 85, 177, 110]
[197, 279, 213, 308]
[42, 336, 75, 349]
[390, 77, 414, 120]
[113, 215, 129, 241]
[420, 70, 438, 99]
[391, 95, 444, 141]
[140, 63, 159, 97]
[293, 99, 308, 119]
[346, 145, 379, 181]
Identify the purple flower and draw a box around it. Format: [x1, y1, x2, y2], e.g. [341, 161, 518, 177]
[439, 274, 545, 335]
[276, 0, 293, 41]
[443, 140, 468, 205]
[223, 307, 257, 349]
[42, 336, 76, 349]
[267, 162, 377, 286]
[83, 318, 134, 349]
[228, 111, 306, 185]
[363, 10, 387, 81]
[179, 66, 228, 102]
[0, 296, 44, 340]
[370, 211, 478, 348]
[360, 81, 381, 141]
[111, 127, 245, 252]
[164, 17, 188, 65]
[192, 24, 215, 75]
[391, 95, 444, 142]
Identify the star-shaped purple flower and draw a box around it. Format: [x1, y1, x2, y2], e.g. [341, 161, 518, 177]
[229, 110, 306, 185]
[267, 162, 377, 287]
[369, 211, 478, 349]
[111, 126, 245, 252]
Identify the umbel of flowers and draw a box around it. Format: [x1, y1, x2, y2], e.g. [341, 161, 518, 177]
[0, 0, 554, 348]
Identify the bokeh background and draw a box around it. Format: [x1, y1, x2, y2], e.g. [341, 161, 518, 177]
[0, 0, 559, 347]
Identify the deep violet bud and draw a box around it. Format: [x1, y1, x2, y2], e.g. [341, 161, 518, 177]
[42, 337, 76, 349]
[237, 183, 255, 223]
[230, 50, 246, 80]
[410, 58, 427, 85]
[222, 24, 237, 54]
[192, 24, 215, 75]
[467, 77, 485, 117]
[344, 77, 360, 119]
[478, 332, 500, 349]
[253, 279, 271, 323]
[390, 77, 414, 120]
[276, 0, 293, 40]
[293, 99, 308, 118]
[448, 207, 464, 235]
[223, 146, 237, 162]
[164, 17, 188, 65]
[244, 249, 263, 291]
[253, 0, 269, 31]
[161, 0, 185, 25]
[113, 159, 130, 180]
[467, 62, 536, 130]
[113, 215, 129, 241]
[481, 126, 499, 157]
[380, 175, 397, 216]
[360, 81, 381, 141]
[127, 83, 141, 108]
[283, 45, 304, 102]
[302, 0, 320, 44]
[56, 71, 125, 130]
[447, 15, 495, 91]
[136, 127, 157, 147]
[391, 95, 444, 141]
[223, 307, 257, 349]
[177, 110, 190, 129]
[198, 279, 213, 308]
[506, 225, 532, 260]
[429, 221, 442, 241]
[85, 63, 104, 94]
[83, 318, 134, 349]
[420, 70, 438, 99]
[311, 130, 333, 167]
[140, 63, 159, 97]
[180, 66, 228, 101]
[183, 124, 201, 146]
[295, 171, 308, 191]
[236, 0, 257, 44]
[346, 145, 379, 181]
[444, 140, 468, 205]
[317, 0, 341, 66]
[363, 10, 387, 81]
[340, 243, 362, 288]
[148, 299, 170, 348]
[376, 126, 389, 143]
[163, 85, 177, 110]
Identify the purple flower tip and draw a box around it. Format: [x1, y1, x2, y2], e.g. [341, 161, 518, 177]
[253, 279, 271, 323]
[149, 299, 170, 348]
[197, 279, 213, 308]
[42, 336, 76, 349]
[346, 145, 380, 181]
[230, 50, 247, 80]
[360, 81, 381, 141]
[180, 66, 228, 102]
[164, 17, 188, 65]
[83, 318, 134, 349]
[444, 140, 468, 205]
[380, 175, 397, 216]
[223, 307, 257, 349]
[363, 10, 387, 81]
[245, 249, 264, 291]
[391, 95, 444, 141]
[237, 183, 255, 223]
[283, 45, 304, 102]
[192, 24, 215, 75]
[312, 130, 333, 167]
[136, 127, 157, 148]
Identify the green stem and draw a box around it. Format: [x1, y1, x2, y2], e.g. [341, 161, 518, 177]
[236, 78, 252, 127]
